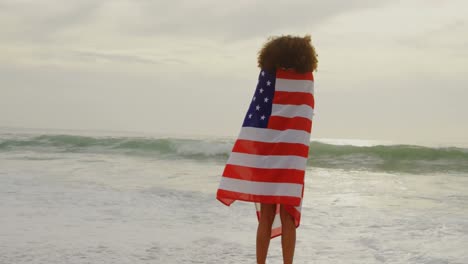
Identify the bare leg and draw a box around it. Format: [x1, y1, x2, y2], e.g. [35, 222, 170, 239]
[280, 205, 296, 264]
[256, 203, 276, 264]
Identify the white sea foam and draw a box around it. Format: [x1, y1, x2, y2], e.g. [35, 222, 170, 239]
[172, 139, 232, 157]
[2, 131, 468, 174]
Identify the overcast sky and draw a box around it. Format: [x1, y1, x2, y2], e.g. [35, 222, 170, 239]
[0, 0, 467, 144]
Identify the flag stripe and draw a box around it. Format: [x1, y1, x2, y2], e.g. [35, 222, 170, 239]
[217, 189, 302, 206]
[232, 139, 309, 157]
[227, 152, 308, 170]
[271, 104, 314, 120]
[273, 91, 315, 108]
[222, 164, 305, 184]
[275, 78, 314, 94]
[276, 70, 314, 81]
[237, 127, 310, 146]
[267, 116, 312, 133]
[219, 177, 303, 197]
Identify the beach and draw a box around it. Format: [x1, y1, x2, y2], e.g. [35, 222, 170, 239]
[1, 128, 467, 263]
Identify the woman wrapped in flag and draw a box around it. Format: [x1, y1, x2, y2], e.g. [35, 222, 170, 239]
[216, 35, 318, 264]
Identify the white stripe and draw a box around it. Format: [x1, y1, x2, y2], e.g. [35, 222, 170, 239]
[227, 152, 307, 170]
[237, 127, 311, 146]
[219, 177, 303, 197]
[275, 78, 314, 94]
[271, 104, 314, 120]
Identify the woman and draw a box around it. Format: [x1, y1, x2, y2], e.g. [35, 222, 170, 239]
[217, 35, 318, 264]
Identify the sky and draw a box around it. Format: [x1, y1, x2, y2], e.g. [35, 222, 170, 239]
[0, 0, 467, 144]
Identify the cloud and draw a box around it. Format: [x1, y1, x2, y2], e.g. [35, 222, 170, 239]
[396, 19, 468, 54]
[0, 0, 386, 44]
[128, 0, 386, 41]
[74, 51, 160, 65]
[0, 0, 102, 42]
[0, 0, 467, 142]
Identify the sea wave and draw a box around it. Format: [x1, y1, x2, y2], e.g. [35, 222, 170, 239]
[1, 134, 467, 174]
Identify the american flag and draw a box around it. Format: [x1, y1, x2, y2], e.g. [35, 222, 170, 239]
[217, 68, 315, 238]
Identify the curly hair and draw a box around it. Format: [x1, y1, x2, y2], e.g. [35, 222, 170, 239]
[257, 35, 318, 73]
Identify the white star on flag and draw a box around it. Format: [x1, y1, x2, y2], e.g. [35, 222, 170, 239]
[267, 81, 271, 86]
[264, 97, 269, 103]
[260, 115, 266, 120]
[248, 113, 253, 119]
[256, 105, 260, 111]
[252, 96, 256, 101]
[261, 71, 265, 76]
[259, 88, 264, 93]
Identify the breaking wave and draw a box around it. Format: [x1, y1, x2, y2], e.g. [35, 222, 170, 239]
[1, 134, 467, 174]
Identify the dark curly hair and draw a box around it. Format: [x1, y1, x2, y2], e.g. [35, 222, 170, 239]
[257, 35, 318, 73]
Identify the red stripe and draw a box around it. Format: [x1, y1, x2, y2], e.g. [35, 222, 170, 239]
[222, 164, 305, 184]
[232, 139, 309, 157]
[273, 91, 314, 108]
[217, 197, 235, 206]
[267, 116, 312, 133]
[276, 69, 314, 81]
[217, 189, 302, 206]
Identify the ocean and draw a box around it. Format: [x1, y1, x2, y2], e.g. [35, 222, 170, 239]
[1, 128, 467, 264]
